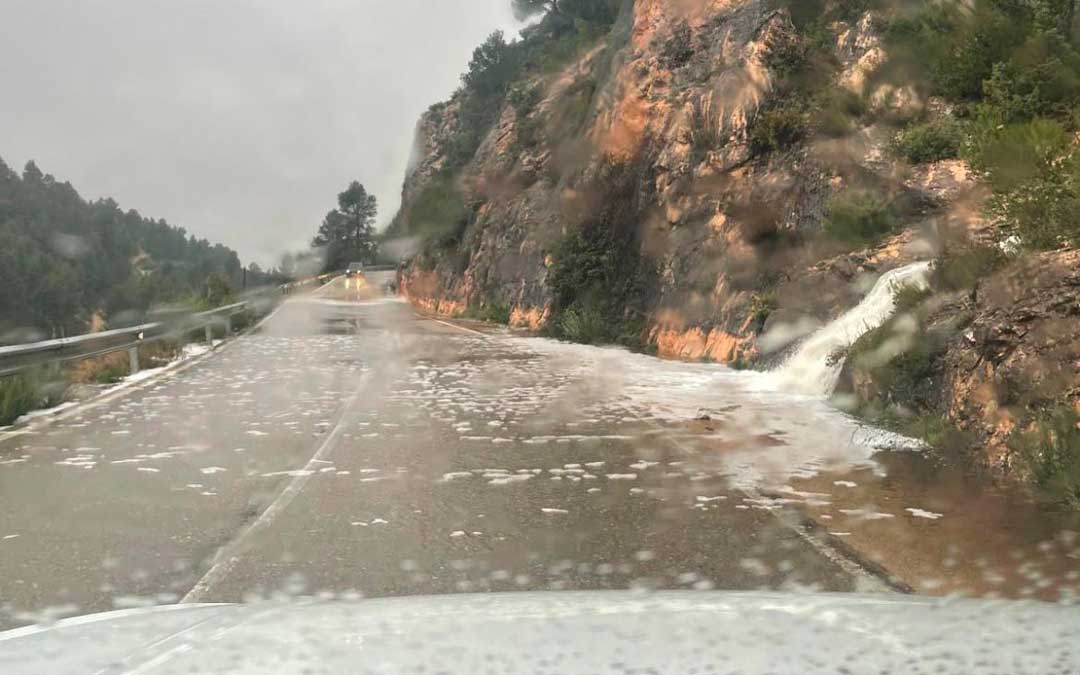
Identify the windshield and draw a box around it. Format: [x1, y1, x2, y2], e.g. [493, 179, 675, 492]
[1, 0, 1079, 672]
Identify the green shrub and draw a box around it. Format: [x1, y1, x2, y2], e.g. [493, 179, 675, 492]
[475, 303, 512, 324]
[93, 361, 129, 385]
[932, 242, 1005, 291]
[884, 1, 1028, 102]
[547, 158, 658, 349]
[548, 227, 654, 347]
[847, 304, 948, 435]
[1015, 406, 1080, 510]
[0, 375, 41, 426]
[893, 284, 932, 313]
[813, 88, 867, 138]
[558, 304, 611, 344]
[660, 22, 694, 68]
[992, 161, 1080, 249]
[822, 192, 897, 245]
[893, 119, 963, 163]
[982, 32, 1080, 124]
[967, 117, 1080, 249]
[750, 108, 808, 155]
[508, 84, 543, 114]
[748, 289, 778, 329]
[965, 116, 1069, 190]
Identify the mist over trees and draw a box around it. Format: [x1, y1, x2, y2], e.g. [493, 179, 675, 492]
[0, 157, 284, 342]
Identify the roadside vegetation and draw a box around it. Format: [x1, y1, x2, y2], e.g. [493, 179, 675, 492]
[1014, 406, 1080, 510]
[546, 158, 658, 350]
[0, 372, 61, 427]
[882, 0, 1080, 250]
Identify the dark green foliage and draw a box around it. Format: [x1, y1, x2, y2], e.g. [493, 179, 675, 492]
[822, 191, 897, 245]
[772, 0, 883, 28]
[512, 0, 621, 24]
[749, 289, 778, 329]
[893, 118, 963, 163]
[884, 1, 1029, 102]
[548, 158, 658, 348]
[749, 108, 808, 155]
[508, 84, 543, 114]
[660, 23, 694, 68]
[0, 375, 42, 426]
[982, 32, 1080, 123]
[967, 117, 1080, 249]
[407, 172, 470, 246]
[1015, 406, 1080, 510]
[932, 242, 1006, 291]
[509, 84, 547, 154]
[439, 7, 618, 172]
[813, 88, 868, 138]
[846, 288, 949, 433]
[462, 32, 524, 99]
[0, 368, 65, 426]
[992, 154, 1080, 249]
[0, 158, 275, 340]
[312, 181, 379, 272]
[478, 303, 512, 324]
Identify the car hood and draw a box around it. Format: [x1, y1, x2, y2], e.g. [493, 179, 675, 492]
[1, 591, 1077, 674]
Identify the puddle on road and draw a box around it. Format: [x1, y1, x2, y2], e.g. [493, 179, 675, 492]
[787, 450, 1080, 602]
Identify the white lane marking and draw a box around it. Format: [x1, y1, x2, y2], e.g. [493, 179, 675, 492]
[643, 418, 895, 593]
[180, 371, 371, 604]
[427, 318, 487, 337]
[0, 604, 229, 642]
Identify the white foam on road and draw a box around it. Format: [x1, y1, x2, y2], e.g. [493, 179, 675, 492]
[518, 337, 921, 490]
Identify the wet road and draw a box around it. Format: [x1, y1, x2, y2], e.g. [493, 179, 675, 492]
[0, 287, 870, 628]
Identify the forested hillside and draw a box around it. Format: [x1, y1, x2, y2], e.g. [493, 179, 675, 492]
[0, 157, 281, 342]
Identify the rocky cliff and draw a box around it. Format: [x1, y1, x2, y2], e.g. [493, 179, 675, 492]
[396, 1, 963, 355]
[391, 0, 1079, 488]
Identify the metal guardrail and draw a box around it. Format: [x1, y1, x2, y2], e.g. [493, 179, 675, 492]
[0, 303, 251, 378]
[0, 271, 349, 378]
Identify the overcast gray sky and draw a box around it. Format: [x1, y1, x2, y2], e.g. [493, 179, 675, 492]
[0, 0, 521, 266]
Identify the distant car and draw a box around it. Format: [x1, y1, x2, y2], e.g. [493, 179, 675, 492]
[344, 263, 365, 277]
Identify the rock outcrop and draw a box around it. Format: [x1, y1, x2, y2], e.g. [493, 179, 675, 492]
[941, 250, 1080, 469]
[390, 0, 1077, 478]
[394, 1, 957, 361]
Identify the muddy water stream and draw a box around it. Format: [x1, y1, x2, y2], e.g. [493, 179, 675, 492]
[791, 450, 1080, 601]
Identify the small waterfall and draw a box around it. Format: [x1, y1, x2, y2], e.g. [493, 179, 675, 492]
[774, 262, 932, 396]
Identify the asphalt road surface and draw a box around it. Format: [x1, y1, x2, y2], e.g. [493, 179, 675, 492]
[0, 282, 864, 629]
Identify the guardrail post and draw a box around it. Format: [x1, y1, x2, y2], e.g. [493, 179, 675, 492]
[205, 325, 213, 347]
[128, 347, 140, 374]
[224, 315, 232, 336]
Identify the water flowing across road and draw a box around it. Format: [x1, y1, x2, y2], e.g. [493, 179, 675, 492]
[775, 262, 933, 395]
[0, 273, 1077, 630]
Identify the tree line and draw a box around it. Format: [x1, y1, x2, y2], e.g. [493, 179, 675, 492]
[0, 157, 285, 342]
